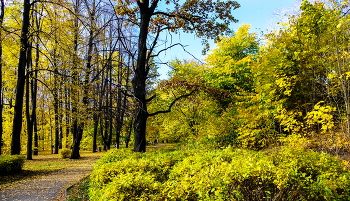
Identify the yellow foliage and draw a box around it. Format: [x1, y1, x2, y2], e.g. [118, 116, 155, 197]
[275, 75, 298, 96]
[275, 106, 303, 134]
[305, 101, 336, 132]
[279, 134, 312, 149]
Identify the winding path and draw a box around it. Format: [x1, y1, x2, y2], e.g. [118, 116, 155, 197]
[0, 151, 103, 201]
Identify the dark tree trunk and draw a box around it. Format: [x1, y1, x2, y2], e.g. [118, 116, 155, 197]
[25, 40, 34, 160]
[11, 0, 31, 155]
[25, 64, 33, 160]
[70, 0, 83, 159]
[59, 112, 63, 149]
[53, 49, 59, 154]
[107, 63, 113, 149]
[54, 98, 59, 154]
[53, 58, 59, 154]
[65, 88, 70, 148]
[0, 0, 4, 155]
[71, 120, 83, 159]
[125, 119, 133, 148]
[104, 118, 110, 150]
[92, 113, 98, 152]
[31, 28, 38, 155]
[108, 116, 113, 148]
[115, 90, 127, 149]
[32, 76, 38, 155]
[132, 1, 154, 152]
[115, 52, 126, 149]
[70, 0, 96, 158]
[99, 117, 106, 147]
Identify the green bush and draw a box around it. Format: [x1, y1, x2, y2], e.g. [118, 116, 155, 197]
[89, 147, 350, 201]
[89, 148, 188, 200]
[59, 148, 72, 159]
[0, 155, 25, 175]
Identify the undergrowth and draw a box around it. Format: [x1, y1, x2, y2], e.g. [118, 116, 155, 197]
[0, 155, 25, 175]
[89, 145, 350, 201]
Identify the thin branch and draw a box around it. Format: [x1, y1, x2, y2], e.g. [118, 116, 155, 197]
[148, 89, 197, 117]
[146, 94, 156, 102]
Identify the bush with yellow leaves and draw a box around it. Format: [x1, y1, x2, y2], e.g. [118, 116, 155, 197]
[89, 145, 350, 200]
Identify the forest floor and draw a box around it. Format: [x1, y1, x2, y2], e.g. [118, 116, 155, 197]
[0, 150, 105, 201]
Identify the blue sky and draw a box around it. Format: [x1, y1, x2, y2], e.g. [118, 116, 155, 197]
[157, 0, 301, 79]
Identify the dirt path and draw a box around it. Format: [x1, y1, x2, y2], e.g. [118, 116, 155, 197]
[0, 151, 103, 201]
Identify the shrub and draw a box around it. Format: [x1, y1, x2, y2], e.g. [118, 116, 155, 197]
[59, 148, 72, 159]
[0, 155, 25, 175]
[89, 148, 188, 200]
[163, 148, 276, 200]
[270, 147, 350, 200]
[89, 147, 350, 201]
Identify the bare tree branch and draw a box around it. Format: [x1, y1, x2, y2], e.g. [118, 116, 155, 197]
[146, 94, 156, 102]
[148, 89, 197, 116]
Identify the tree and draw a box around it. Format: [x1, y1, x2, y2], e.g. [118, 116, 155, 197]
[259, 0, 350, 137]
[114, 0, 240, 152]
[0, 0, 5, 155]
[148, 61, 224, 143]
[205, 24, 258, 93]
[11, 0, 31, 155]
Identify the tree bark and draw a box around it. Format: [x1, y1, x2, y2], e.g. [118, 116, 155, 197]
[70, 0, 82, 159]
[53, 46, 60, 154]
[71, 120, 83, 158]
[65, 87, 70, 148]
[54, 97, 59, 154]
[125, 119, 133, 148]
[32, 73, 38, 155]
[115, 49, 127, 149]
[92, 113, 98, 152]
[132, 1, 154, 152]
[0, 0, 4, 155]
[11, 0, 31, 155]
[32, 23, 38, 155]
[25, 64, 33, 160]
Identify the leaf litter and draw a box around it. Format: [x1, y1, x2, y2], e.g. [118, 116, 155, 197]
[0, 151, 104, 201]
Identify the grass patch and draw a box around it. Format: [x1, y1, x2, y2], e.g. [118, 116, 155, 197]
[66, 176, 90, 201]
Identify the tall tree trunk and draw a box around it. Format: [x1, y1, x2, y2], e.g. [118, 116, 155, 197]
[32, 71, 38, 155]
[107, 61, 113, 149]
[115, 88, 126, 149]
[71, 120, 83, 158]
[114, 50, 126, 149]
[53, 40, 60, 154]
[132, 2, 153, 152]
[125, 119, 133, 148]
[65, 87, 70, 148]
[11, 0, 31, 155]
[70, 0, 96, 158]
[70, 0, 82, 159]
[26, 69, 33, 160]
[59, 110, 63, 149]
[104, 117, 110, 150]
[0, 0, 5, 155]
[92, 113, 98, 152]
[108, 117, 113, 149]
[25, 39, 34, 160]
[54, 97, 59, 154]
[32, 21, 39, 155]
[53, 43, 61, 154]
